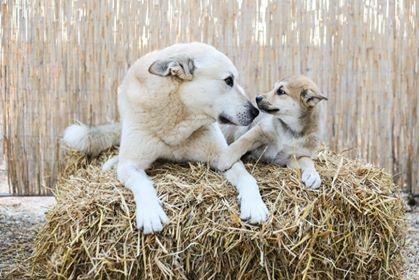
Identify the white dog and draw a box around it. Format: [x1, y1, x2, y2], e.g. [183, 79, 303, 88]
[63, 43, 268, 234]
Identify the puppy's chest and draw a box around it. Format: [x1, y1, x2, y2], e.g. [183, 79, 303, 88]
[252, 129, 298, 162]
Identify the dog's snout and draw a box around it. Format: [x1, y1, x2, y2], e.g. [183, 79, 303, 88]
[255, 95, 263, 103]
[235, 102, 260, 126]
[249, 103, 259, 119]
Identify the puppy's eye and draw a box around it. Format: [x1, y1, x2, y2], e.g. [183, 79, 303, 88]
[276, 87, 286, 95]
[224, 76, 234, 87]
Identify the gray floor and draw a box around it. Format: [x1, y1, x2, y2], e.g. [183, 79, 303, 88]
[0, 160, 8, 194]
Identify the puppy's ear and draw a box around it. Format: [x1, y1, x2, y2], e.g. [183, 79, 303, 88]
[148, 56, 195, 80]
[301, 89, 328, 107]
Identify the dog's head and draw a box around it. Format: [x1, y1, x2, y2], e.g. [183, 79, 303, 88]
[255, 75, 327, 119]
[148, 43, 258, 126]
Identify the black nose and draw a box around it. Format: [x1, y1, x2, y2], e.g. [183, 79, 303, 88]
[255, 96, 263, 103]
[249, 104, 259, 119]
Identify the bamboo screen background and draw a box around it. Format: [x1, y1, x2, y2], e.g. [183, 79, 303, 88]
[0, 0, 417, 195]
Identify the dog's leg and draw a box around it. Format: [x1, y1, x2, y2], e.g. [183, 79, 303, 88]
[117, 160, 169, 234]
[217, 124, 270, 171]
[223, 162, 269, 223]
[175, 124, 268, 224]
[296, 156, 321, 189]
[117, 133, 170, 234]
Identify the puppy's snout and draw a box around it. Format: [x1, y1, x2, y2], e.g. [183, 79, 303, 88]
[249, 103, 259, 119]
[255, 95, 263, 103]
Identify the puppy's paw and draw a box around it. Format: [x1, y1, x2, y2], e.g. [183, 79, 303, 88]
[301, 169, 322, 189]
[217, 155, 237, 172]
[135, 199, 169, 234]
[239, 190, 269, 224]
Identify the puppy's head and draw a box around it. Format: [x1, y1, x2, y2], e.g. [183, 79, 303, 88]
[255, 75, 327, 118]
[148, 43, 258, 126]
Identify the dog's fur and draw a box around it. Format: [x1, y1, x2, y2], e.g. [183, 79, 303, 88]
[218, 75, 327, 189]
[63, 43, 268, 234]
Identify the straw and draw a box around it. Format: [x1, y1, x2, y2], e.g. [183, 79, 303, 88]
[28, 149, 406, 279]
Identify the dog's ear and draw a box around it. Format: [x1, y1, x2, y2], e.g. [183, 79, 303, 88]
[148, 56, 195, 80]
[301, 89, 328, 107]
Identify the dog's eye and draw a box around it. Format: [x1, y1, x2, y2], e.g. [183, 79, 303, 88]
[276, 87, 286, 95]
[224, 76, 234, 87]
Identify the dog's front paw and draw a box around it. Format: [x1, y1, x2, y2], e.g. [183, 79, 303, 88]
[301, 169, 321, 189]
[135, 199, 169, 234]
[239, 190, 269, 224]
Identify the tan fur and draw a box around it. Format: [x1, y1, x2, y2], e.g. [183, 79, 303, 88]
[218, 75, 327, 189]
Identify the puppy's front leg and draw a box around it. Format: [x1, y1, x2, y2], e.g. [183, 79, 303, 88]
[217, 124, 268, 171]
[297, 157, 321, 189]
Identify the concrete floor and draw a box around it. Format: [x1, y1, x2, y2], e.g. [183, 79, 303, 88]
[0, 160, 8, 194]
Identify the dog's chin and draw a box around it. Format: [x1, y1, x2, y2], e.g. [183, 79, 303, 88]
[218, 113, 255, 126]
[238, 118, 255, 126]
[218, 114, 237, 125]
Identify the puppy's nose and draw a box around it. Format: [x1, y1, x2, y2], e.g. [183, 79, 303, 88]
[255, 95, 263, 103]
[249, 104, 259, 119]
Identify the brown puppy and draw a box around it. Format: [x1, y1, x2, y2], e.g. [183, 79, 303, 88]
[219, 75, 327, 189]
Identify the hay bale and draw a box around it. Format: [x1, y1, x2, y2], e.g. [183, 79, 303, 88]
[30, 149, 405, 279]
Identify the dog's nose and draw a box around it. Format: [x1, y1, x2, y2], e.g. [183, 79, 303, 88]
[249, 104, 259, 119]
[255, 96, 263, 103]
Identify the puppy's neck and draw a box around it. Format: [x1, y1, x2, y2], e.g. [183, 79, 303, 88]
[276, 109, 319, 138]
[299, 108, 320, 135]
[276, 114, 304, 137]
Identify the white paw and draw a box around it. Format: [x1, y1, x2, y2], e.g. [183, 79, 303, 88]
[239, 190, 269, 224]
[217, 155, 236, 172]
[301, 169, 322, 189]
[133, 184, 169, 234]
[135, 199, 169, 234]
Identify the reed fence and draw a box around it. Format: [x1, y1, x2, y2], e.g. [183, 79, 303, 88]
[0, 0, 417, 195]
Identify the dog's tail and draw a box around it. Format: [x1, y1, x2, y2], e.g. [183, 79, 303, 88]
[62, 122, 121, 156]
